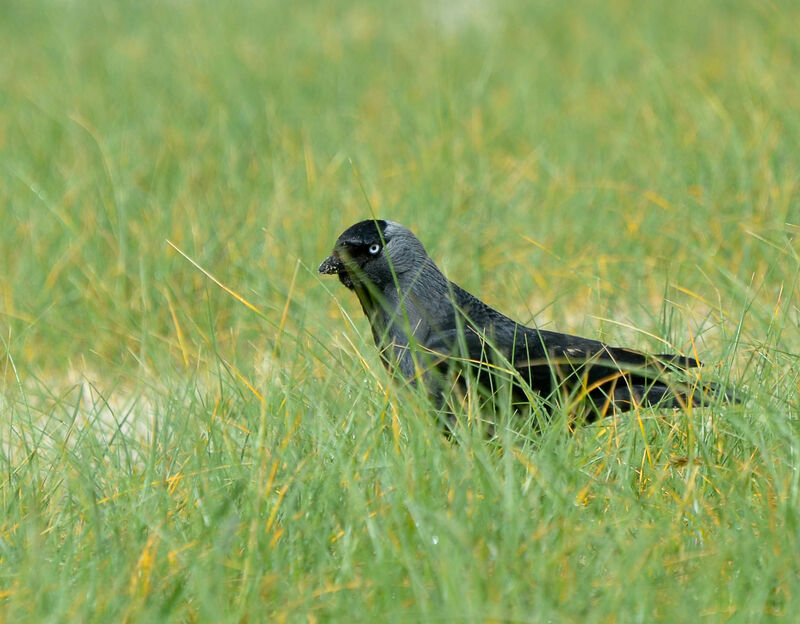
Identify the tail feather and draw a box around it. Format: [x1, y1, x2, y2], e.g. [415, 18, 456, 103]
[608, 380, 738, 409]
[651, 353, 703, 369]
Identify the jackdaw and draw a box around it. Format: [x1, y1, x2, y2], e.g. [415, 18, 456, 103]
[319, 219, 728, 421]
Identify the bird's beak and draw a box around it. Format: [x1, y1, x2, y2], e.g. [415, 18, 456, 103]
[318, 253, 345, 275]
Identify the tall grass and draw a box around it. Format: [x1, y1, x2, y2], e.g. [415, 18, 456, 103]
[1, 0, 798, 621]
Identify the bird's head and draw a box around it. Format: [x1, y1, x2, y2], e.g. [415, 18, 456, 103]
[319, 219, 425, 292]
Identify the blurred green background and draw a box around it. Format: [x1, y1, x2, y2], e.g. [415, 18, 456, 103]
[1, 0, 798, 621]
[3, 0, 796, 377]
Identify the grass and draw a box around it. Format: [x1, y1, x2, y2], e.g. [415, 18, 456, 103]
[1, 0, 799, 621]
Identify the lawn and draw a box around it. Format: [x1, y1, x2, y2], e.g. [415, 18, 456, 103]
[1, 0, 799, 621]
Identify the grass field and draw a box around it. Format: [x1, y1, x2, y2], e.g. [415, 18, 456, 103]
[2, 0, 799, 621]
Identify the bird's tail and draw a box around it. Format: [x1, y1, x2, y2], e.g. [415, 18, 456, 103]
[608, 379, 739, 410]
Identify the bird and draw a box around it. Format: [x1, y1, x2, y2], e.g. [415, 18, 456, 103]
[319, 219, 728, 425]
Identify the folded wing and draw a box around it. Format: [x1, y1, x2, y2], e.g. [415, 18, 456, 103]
[423, 324, 711, 414]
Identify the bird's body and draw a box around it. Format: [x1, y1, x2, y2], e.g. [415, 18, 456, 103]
[320, 219, 722, 421]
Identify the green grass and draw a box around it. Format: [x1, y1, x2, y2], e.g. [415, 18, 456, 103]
[1, 0, 799, 621]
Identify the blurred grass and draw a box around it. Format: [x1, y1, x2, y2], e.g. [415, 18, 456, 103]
[1, 0, 799, 621]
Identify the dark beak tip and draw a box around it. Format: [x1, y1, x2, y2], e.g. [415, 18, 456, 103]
[318, 254, 343, 275]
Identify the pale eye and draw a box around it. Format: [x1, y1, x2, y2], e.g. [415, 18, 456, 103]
[368, 243, 381, 255]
